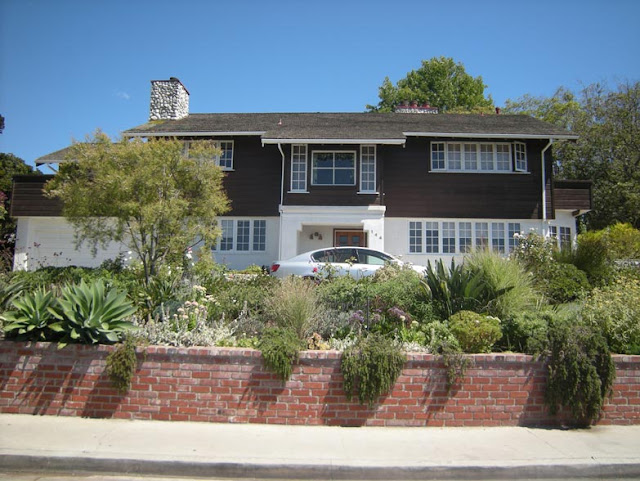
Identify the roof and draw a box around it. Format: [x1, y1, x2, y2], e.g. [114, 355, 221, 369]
[34, 146, 75, 165]
[123, 112, 578, 143]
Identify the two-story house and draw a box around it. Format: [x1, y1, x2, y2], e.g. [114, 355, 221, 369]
[11, 78, 591, 271]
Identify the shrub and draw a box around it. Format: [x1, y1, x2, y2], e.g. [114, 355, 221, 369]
[597, 223, 640, 260]
[50, 279, 137, 346]
[498, 309, 552, 354]
[581, 276, 640, 354]
[448, 310, 502, 353]
[560, 233, 613, 286]
[106, 336, 138, 393]
[341, 333, 406, 407]
[206, 273, 276, 322]
[2, 288, 58, 341]
[264, 277, 319, 339]
[545, 318, 615, 426]
[259, 327, 303, 381]
[317, 275, 365, 312]
[542, 262, 591, 303]
[465, 249, 539, 319]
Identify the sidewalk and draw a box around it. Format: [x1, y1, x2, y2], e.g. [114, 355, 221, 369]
[1, 414, 639, 480]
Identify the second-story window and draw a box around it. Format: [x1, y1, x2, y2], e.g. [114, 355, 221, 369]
[291, 144, 307, 192]
[360, 145, 376, 193]
[185, 140, 234, 170]
[430, 141, 522, 173]
[514, 142, 528, 172]
[312, 151, 356, 186]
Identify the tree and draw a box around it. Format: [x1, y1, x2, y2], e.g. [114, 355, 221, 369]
[46, 132, 230, 284]
[0, 115, 5, 134]
[504, 82, 640, 229]
[367, 57, 494, 113]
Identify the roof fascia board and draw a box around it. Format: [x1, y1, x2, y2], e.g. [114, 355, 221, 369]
[261, 138, 406, 145]
[124, 131, 267, 137]
[403, 132, 579, 140]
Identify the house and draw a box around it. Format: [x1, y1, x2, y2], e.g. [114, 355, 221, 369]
[11, 78, 591, 271]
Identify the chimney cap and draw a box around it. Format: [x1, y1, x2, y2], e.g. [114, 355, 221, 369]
[151, 77, 190, 96]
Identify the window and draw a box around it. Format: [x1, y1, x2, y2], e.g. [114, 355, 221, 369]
[475, 222, 489, 249]
[443, 222, 456, 254]
[213, 219, 267, 252]
[514, 143, 527, 172]
[312, 151, 356, 186]
[549, 225, 558, 241]
[491, 222, 505, 253]
[360, 145, 376, 192]
[425, 222, 439, 253]
[291, 144, 307, 192]
[430, 142, 520, 172]
[185, 140, 234, 170]
[459, 222, 472, 253]
[431, 143, 445, 170]
[409, 221, 422, 253]
[508, 223, 521, 252]
[559, 227, 572, 250]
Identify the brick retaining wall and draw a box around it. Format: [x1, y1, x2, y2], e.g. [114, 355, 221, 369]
[1, 342, 638, 426]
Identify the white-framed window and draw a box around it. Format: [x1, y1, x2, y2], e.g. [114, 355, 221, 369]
[184, 140, 234, 170]
[429, 142, 522, 173]
[491, 222, 505, 253]
[425, 222, 439, 253]
[291, 144, 307, 192]
[514, 142, 527, 172]
[459, 222, 472, 253]
[431, 142, 445, 170]
[360, 145, 376, 193]
[549, 225, 558, 241]
[508, 223, 521, 252]
[213, 219, 267, 252]
[475, 222, 489, 249]
[409, 221, 422, 253]
[311, 151, 356, 186]
[559, 226, 572, 250]
[442, 222, 456, 254]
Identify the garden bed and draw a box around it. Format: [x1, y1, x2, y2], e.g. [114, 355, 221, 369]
[1, 341, 638, 427]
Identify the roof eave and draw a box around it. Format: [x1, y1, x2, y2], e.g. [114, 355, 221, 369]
[403, 132, 579, 140]
[261, 138, 407, 145]
[123, 131, 268, 137]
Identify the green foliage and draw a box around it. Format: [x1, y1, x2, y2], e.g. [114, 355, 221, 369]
[45, 133, 230, 285]
[465, 250, 539, 319]
[448, 310, 502, 353]
[0, 279, 24, 312]
[541, 262, 590, 303]
[367, 57, 494, 113]
[106, 336, 138, 393]
[341, 333, 406, 407]
[600, 223, 640, 259]
[545, 318, 615, 426]
[420, 259, 485, 319]
[263, 276, 319, 339]
[2, 288, 57, 341]
[49, 279, 136, 346]
[259, 327, 303, 381]
[498, 309, 552, 354]
[561, 232, 614, 286]
[206, 273, 276, 322]
[581, 276, 640, 354]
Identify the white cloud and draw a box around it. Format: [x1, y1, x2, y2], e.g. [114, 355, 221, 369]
[114, 91, 131, 101]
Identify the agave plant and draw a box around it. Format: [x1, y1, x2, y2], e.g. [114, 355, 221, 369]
[49, 279, 137, 346]
[0, 281, 25, 312]
[2, 288, 58, 341]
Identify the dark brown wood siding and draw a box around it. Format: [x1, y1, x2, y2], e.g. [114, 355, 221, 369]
[383, 138, 551, 219]
[220, 137, 281, 216]
[10, 175, 62, 217]
[553, 180, 592, 212]
[282, 144, 382, 207]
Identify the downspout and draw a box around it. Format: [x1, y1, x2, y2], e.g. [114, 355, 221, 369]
[541, 139, 554, 228]
[277, 143, 286, 259]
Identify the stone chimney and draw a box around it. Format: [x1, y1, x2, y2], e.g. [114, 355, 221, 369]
[394, 102, 439, 114]
[149, 77, 190, 121]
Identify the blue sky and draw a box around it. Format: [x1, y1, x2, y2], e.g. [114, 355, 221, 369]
[1, 0, 639, 168]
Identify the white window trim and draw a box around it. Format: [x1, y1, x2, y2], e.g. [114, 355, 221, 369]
[184, 140, 234, 171]
[514, 142, 528, 172]
[430, 141, 530, 174]
[290, 144, 308, 193]
[311, 150, 357, 186]
[213, 218, 268, 253]
[358, 145, 378, 194]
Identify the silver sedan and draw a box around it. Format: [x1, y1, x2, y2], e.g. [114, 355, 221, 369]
[269, 247, 426, 279]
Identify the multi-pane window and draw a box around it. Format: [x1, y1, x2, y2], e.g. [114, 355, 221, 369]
[184, 140, 234, 170]
[508, 223, 521, 252]
[442, 222, 456, 254]
[253, 220, 266, 251]
[431, 142, 520, 172]
[559, 227, 572, 250]
[459, 222, 472, 253]
[214, 219, 267, 252]
[475, 222, 489, 249]
[360, 145, 376, 192]
[491, 223, 505, 253]
[431, 143, 445, 170]
[425, 222, 439, 253]
[312, 151, 356, 185]
[291, 144, 307, 191]
[514, 143, 527, 171]
[409, 221, 422, 253]
[549, 225, 558, 241]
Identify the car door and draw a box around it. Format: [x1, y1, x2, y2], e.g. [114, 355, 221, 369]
[311, 248, 355, 278]
[353, 249, 392, 278]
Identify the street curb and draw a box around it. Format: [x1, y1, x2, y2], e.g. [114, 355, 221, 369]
[2, 454, 640, 480]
